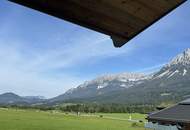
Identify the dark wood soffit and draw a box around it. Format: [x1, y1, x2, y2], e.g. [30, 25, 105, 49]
[8, 0, 186, 47]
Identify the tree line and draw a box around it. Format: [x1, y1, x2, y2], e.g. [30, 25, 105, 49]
[58, 103, 156, 114]
[0, 103, 156, 114]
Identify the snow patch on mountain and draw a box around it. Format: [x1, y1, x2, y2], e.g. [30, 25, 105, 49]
[168, 70, 179, 78]
[78, 73, 146, 88]
[94, 73, 146, 82]
[157, 70, 170, 78]
[97, 82, 108, 89]
[120, 84, 127, 87]
[183, 69, 187, 76]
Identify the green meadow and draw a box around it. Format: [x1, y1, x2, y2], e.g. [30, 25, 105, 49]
[0, 108, 146, 130]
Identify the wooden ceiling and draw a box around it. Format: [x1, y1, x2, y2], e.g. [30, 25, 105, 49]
[9, 0, 186, 47]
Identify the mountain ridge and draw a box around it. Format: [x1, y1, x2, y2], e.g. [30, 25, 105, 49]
[50, 48, 190, 105]
[1, 49, 190, 105]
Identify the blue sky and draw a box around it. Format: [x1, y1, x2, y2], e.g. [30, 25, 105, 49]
[0, 1, 190, 98]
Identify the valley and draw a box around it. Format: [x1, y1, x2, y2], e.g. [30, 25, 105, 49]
[0, 49, 190, 121]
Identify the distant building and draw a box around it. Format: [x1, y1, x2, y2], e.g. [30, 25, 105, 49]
[145, 99, 190, 130]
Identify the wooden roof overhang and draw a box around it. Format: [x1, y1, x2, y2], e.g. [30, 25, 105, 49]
[9, 0, 186, 47]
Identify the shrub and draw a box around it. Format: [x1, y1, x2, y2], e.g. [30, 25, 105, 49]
[131, 122, 141, 127]
[99, 115, 103, 118]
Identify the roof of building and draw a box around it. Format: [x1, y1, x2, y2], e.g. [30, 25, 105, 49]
[8, 0, 186, 47]
[147, 99, 190, 124]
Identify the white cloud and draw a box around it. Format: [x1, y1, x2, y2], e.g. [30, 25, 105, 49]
[0, 43, 83, 97]
[0, 31, 134, 97]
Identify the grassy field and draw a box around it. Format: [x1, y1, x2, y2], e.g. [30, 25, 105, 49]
[0, 108, 146, 130]
[93, 113, 146, 121]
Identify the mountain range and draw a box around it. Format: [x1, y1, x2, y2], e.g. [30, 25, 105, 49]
[50, 48, 190, 105]
[0, 92, 45, 105]
[1, 49, 190, 105]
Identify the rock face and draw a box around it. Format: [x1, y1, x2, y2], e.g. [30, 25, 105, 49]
[168, 48, 190, 67]
[154, 48, 190, 80]
[50, 73, 149, 102]
[50, 49, 190, 105]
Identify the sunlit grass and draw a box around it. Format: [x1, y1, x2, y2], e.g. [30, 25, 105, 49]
[0, 108, 146, 130]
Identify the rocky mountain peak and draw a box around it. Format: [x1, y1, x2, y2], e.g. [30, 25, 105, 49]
[167, 48, 190, 67]
[77, 72, 146, 89]
[93, 72, 145, 82]
[153, 49, 190, 79]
